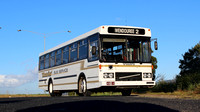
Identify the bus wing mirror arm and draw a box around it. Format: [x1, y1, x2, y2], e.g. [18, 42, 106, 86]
[154, 41, 158, 50]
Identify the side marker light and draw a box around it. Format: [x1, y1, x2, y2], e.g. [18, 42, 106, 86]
[99, 64, 102, 69]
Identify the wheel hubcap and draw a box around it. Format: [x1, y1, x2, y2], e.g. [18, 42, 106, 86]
[82, 80, 86, 93]
[49, 83, 53, 93]
[79, 78, 86, 93]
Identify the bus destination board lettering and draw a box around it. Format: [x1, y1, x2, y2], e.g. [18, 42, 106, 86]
[108, 27, 145, 35]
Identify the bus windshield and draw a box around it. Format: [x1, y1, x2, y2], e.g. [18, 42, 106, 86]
[100, 36, 151, 63]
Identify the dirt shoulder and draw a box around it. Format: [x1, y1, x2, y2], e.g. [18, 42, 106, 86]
[134, 91, 200, 100]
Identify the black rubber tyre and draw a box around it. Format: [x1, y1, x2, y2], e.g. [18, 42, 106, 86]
[48, 80, 55, 97]
[121, 89, 132, 96]
[78, 76, 90, 96]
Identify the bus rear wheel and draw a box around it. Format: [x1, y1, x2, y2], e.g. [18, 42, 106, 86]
[48, 81, 55, 97]
[48, 81, 62, 97]
[78, 76, 90, 96]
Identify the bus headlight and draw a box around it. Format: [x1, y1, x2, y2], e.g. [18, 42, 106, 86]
[143, 73, 152, 78]
[103, 73, 114, 78]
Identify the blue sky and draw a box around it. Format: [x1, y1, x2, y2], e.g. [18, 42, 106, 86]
[0, 0, 200, 94]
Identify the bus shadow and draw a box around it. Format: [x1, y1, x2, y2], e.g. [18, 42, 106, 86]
[16, 100, 178, 112]
[0, 100, 26, 104]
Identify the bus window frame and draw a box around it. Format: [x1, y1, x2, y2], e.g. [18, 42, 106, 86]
[62, 46, 69, 64]
[69, 42, 78, 62]
[88, 33, 99, 62]
[79, 38, 88, 60]
[44, 54, 50, 69]
[39, 56, 45, 70]
[99, 35, 151, 63]
[56, 49, 62, 66]
[50, 51, 56, 67]
[39, 33, 100, 71]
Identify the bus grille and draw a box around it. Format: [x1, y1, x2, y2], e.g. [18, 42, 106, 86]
[115, 72, 142, 81]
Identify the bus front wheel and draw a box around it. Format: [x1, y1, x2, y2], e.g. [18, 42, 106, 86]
[78, 76, 90, 96]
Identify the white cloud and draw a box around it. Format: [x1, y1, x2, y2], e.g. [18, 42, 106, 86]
[0, 67, 38, 87]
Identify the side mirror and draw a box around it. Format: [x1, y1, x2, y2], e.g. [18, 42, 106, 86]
[92, 46, 96, 55]
[154, 41, 158, 50]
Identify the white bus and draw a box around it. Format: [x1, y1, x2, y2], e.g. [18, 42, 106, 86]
[38, 25, 157, 96]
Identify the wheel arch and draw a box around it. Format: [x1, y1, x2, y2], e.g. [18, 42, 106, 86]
[77, 72, 88, 96]
[77, 72, 87, 89]
[78, 72, 86, 81]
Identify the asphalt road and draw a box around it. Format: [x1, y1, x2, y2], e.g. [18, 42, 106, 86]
[0, 96, 200, 112]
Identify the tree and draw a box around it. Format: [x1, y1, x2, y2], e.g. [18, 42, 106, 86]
[176, 42, 200, 90]
[179, 42, 200, 76]
[152, 56, 158, 75]
[151, 48, 158, 80]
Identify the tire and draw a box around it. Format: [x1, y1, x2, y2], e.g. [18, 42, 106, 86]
[121, 89, 132, 96]
[48, 80, 62, 97]
[78, 76, 90, 96]
[48, 80, 55, 97]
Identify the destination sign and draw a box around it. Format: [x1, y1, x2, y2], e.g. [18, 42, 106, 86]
[108, 27, 145, 35]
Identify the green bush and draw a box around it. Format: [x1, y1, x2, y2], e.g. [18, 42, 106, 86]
[151, 80, 176, 93]
[187, 84, 196, 91]
[176, 73, 200, 90]
[194, 83, 200, 94]
[132, 88, 149, 94]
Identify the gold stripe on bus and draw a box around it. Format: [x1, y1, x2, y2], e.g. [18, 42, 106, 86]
[39, 60, 83, 73]
[39, 85, 48, 87]
[39, 60, 98, 77]
[87, 80, 99, 83]
[80, 61, 98, 70]
[54, 80, 99, 86]
[101, 65, 151, 67]
[42, 72, 52, 77]
[53, 80, 99, 86]
[39, 80, 98, 88]
[54, 82, 77, 86]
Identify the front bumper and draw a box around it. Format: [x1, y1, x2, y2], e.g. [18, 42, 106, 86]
[101, 81, 155, 88]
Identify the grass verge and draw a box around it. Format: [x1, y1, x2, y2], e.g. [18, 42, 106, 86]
[135, 91, 200, 100]
[91, 92, 121, 96]
[1, 91, 200, 99]
[0, 94, 49, 98]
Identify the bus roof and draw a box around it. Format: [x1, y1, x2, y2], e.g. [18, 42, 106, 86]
[39, 25, 151, 56]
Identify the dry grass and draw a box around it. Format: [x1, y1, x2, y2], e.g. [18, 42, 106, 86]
[91, 92, 121, 96]
[135, 91, 200, 100]
[0, 94, 49, 98]
[1, 91, 200, 99]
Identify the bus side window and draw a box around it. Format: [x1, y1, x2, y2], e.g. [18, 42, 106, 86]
[63, 46, 69, 64]
[89, 34, 98, 61]
[79, 39, 88, 60]
[45, 54, 49, 69]
[70, 42, 78, 62]
[56, 49, 62, 66]
[50, 52, 55, 67]
[39, 56, 44, 70]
